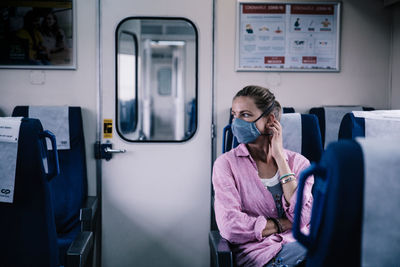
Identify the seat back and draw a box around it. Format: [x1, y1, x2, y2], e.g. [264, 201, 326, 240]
[309, 106, 374, 149]
[293, 140, 363, 266]
[339, 110, 400, 140]
[293, 138, 400, 266]
[282, 107, 295, 113]
[12, 106, 88, 235]
[0, 118, 59, 267]
[297, 114, 323, 163]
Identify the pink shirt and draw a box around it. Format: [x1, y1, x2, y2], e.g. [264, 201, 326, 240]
[212, 144, 314, 267]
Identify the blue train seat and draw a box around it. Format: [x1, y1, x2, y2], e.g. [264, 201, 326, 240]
[293, 138, 400, 266]
[339, 110, 400, 140]
[12, 106, 97, 267]
[280, 113, 323, 163]
[283, 107, 295, 113]
[0, 117, 60, 266]
[309, 106, 374, 149]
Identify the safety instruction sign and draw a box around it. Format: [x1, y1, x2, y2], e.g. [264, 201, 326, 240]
[236, 2, 340, 71]
[103, 119, 113, 138]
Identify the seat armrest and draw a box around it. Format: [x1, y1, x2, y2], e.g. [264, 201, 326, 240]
[209, 230, 233, 267]
[80, 196, 98, 231]
[66, 231, 94, 267]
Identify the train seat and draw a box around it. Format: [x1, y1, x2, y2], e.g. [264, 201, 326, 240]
[283, 107, 295, 113]
[293, 138, 400, 266]
[309, 106, 374, 149]
[339, 110, 400, 140]
[0, 117, 60, 266]
[12, 106, 97, 267]
[280, 113, 323, 163]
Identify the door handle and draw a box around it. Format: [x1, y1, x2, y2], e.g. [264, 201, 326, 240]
[104, 147, 126, 154]
[94, 141, 126, 161]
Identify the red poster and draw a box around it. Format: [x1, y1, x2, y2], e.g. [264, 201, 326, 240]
[302, 56, 317, 64]
[243, 4, 286, 14]
[265, 56, 285, 64]
[291, 4, 334, 15]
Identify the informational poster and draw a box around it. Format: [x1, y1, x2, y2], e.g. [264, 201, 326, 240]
[236, 1, 340, 71]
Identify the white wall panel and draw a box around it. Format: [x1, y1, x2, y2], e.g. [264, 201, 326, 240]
[391, 4, 400, 109]
[0, 1, 98, 195]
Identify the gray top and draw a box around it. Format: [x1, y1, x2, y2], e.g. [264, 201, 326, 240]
[260, 172, 285, 218]
[267, 183, 285, 218]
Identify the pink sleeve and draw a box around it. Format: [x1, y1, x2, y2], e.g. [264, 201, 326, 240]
[283, 155, 314, 228]
[212, 156, 267, 244]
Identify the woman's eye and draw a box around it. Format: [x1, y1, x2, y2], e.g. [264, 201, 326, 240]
[242, 113, 250, 118]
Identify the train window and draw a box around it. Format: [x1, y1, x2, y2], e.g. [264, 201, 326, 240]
[116, 18, 197, 142]
[117, 31, 138, 134]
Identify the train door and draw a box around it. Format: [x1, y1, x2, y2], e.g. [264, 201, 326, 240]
[99, 0, 213, 266]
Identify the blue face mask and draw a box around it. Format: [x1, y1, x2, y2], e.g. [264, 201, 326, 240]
[231, 114, 263, 144]
[231, 104, 274, 144]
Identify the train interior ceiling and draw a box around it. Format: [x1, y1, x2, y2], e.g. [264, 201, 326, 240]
[1, 0, 400, 266]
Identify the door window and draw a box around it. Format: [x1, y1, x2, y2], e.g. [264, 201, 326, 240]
[116, 18, 197, 142]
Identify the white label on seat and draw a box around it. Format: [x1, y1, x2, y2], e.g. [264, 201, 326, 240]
[0, 117, 22, 143]
[0, 117, 22, 203]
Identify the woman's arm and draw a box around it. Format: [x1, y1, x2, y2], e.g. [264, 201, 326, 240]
[269, 119, 297, 203]
[262, 218, 292, 236]
[275, 155, 297, 204]
[269, 119, 313, 227]
[282, 157, 314, 226]
[262, 219, 278, 237]
[213, 156, 268, 244]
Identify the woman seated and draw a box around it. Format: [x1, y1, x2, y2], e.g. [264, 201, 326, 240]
[212, 85, 314, 267]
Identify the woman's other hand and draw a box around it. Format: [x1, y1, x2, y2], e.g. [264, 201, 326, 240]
[279, 218, 293, 232]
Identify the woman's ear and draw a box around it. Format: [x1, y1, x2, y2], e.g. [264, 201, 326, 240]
[266, 113, 276, 124]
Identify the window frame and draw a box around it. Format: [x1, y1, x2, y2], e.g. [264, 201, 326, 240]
[115, 17, 199, 143]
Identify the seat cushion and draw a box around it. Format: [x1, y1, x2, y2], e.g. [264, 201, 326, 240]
[57, 222, 81, 265]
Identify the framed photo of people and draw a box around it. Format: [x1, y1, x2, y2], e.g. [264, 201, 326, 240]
[236, 1, 341, 72]
[0, 0, 76, 69]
